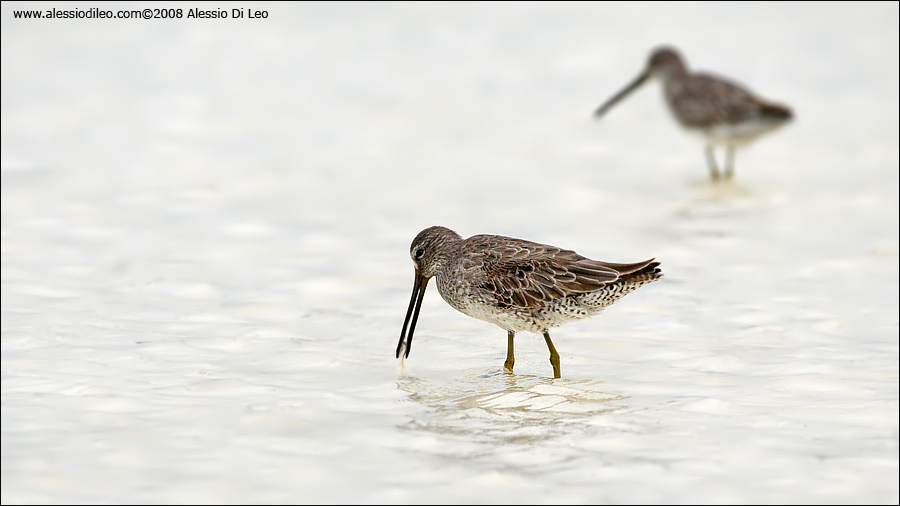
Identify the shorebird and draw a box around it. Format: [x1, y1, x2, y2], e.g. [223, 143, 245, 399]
[594, 45, 793, 181]
[396, 226, 662, 378]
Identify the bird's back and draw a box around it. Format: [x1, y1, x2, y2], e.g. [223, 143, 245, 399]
[436, 234, 662, 332]
[664, 72, 792, 143]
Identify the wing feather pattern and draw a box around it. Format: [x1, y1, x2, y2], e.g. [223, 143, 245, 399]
[465, 235, 657, 309]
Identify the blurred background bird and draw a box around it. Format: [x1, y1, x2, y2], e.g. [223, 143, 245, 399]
[594, 45, 793, 181]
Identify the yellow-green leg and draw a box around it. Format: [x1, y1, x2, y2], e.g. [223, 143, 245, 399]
[543, 331, 561, 379]
[503, 330, 515, 373]
[706, 144, 721, 181]
[723, 145, 736, 180]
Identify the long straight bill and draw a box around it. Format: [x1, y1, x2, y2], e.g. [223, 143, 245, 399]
[594, 70, 649, 117]
[396, 271, 428, 359]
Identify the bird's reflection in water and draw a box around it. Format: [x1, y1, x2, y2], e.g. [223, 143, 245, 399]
[395, 371, 627, 447]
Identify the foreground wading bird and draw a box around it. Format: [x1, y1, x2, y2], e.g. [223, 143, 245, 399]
[594, 45, 793, 181]
[396, 226, 662, 378]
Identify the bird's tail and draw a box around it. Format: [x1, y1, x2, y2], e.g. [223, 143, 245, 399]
[616, 259, 663, 286]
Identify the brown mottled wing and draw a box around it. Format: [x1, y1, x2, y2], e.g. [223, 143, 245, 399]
[465, 235, 654, 309]
[667, 73, 775, 128]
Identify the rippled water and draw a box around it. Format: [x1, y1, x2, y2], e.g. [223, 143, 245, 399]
[2, 2, 898, 503]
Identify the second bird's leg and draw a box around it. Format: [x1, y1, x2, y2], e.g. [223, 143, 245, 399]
[705, 144, 721, 181]
[503, 330, 515, 373]
[542, 331, 561, 379]
[723, 145, 736, 180]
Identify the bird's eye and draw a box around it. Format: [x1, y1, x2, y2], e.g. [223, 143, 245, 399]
[414, 248, 425, 259]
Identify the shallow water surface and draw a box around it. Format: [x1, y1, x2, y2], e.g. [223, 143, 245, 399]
[2, 2, 898, 503]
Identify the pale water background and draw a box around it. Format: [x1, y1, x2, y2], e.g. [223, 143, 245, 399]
[2, 2, 898, 503]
